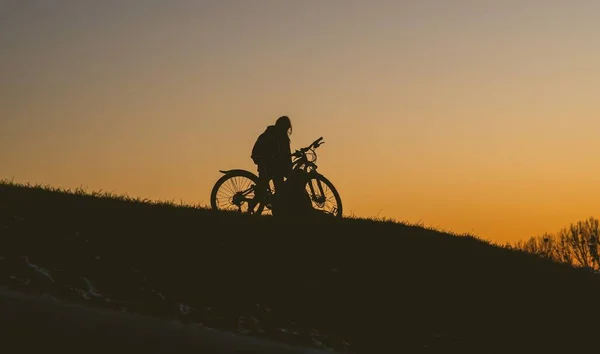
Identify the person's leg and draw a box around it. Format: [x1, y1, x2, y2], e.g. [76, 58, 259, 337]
[270, 173, 286, 216]
[250, 163, 269, 213]
[271, 174, 284, 196]
[256, 164, 267, 195]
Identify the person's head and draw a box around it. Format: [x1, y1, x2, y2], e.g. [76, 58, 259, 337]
[275, 115, 292, 136]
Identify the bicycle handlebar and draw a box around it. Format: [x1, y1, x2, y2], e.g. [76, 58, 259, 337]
[311, 137, 324, 148]
[292, 137, 325, 158]
[303, 137, 324, 151]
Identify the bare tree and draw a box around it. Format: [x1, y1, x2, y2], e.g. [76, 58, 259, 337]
[509, 217, 600, 271]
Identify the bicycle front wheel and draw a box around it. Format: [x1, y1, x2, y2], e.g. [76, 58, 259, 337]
[305, 174, 343, 218]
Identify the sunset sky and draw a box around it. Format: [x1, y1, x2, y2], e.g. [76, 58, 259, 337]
[2, 0, 599, 243]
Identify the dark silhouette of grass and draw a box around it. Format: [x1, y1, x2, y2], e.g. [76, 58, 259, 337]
[2, 178, 600, 353]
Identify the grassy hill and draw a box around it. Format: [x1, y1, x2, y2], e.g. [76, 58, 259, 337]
[2, 179, 600, 353]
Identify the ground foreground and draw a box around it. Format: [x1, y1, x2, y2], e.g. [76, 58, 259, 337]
[2, 180, 600, 353]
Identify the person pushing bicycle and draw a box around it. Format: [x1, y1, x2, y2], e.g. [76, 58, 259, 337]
[250, 116, 293, 212]
[210, 117, 341, 217]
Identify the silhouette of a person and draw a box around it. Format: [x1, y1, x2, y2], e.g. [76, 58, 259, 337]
[251, 116, 293, 213]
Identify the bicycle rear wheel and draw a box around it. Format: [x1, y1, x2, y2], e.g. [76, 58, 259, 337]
[210, 170, 267, 214]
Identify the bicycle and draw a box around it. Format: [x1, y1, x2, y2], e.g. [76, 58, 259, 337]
[210, 137, 343, 217]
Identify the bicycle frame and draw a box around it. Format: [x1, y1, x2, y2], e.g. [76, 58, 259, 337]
[289, 137, 330, 206]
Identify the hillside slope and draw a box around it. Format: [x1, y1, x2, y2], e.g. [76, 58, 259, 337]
[0, 288, 327, 354]
[2, 180, 600, 353]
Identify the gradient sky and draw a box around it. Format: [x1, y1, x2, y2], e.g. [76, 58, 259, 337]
[2, 0, 599, 243]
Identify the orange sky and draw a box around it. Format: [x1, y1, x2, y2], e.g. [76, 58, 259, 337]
[1, 0, 599, 243]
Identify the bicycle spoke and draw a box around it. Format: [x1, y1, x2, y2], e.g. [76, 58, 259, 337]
[222, 180, 237, 195]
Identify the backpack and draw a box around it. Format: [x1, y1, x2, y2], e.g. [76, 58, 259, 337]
[251, 126, 278, 165]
